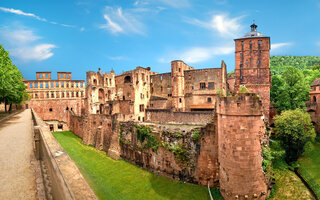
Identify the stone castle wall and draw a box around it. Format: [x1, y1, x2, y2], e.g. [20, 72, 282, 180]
[145, 109, 213, 125]
[217, 94, 267, 200]
[27, 99, 83, 122]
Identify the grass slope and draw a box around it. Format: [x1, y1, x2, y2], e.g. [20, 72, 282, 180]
[267, 140, 312, 200]
[52, 131, 209, 200]
[299, 141, 320, 198]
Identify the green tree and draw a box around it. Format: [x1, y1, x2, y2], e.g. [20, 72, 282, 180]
[274, 109, 315, 163]
[271, 66, 310, 112]
[0, 45, 26, 112]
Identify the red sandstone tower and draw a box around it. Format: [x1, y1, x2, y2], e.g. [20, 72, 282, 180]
[217, 94, 268, 200]
[234, 23, 271, 118]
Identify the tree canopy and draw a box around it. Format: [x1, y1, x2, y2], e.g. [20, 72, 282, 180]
[271, 66, 310, 112]
[0, 44, 27, 112]
[274, 109, 315, 163]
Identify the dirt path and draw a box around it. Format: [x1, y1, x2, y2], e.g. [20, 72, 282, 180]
[0, 109, 37, 200]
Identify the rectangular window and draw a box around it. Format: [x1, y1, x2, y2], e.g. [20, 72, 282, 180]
[51, 83, 54, 88]
[46, 83, 49, 88]
[60, 74, 64, 78]
[56, 82, 59, 87]
[240, 53, 243, 59]
[39, 74, 43, 78]
[208, 97, 212, 103]
[66, 75, 69, 78]
[35, 83, 38, 88]
[179, 68, 181, 72]
[208, 82, 215, 89]
[200, 82, 206, 89]
[139, 104, 144, 112]
[250, 41, 252, 50]
[40, 83, 43, 88]
[30, 83, 33, 88]
[45, 74, 48, 78]
[179, 98, 182, 103]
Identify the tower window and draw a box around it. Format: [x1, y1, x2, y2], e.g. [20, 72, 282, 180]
[250, 41, 252, 50]
[257, 59, 260, 65]
[240, 53, 243, 59]
[241, 41, 244, 49]
[179, 68, 181, 72]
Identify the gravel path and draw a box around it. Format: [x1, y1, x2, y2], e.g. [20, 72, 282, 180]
[0, 109, 37, 200]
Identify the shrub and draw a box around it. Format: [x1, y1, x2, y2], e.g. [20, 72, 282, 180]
[191, 130, 200, 142]
[274, 109, 316, 163]
[135, 125, 159, 152]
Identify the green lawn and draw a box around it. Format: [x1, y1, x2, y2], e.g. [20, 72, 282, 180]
[267, 140, 313, 200]
[298, 141, 320, 198]
[52, 131, 210, 200]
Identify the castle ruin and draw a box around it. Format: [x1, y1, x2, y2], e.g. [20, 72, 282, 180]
[24, 23, 271, 200]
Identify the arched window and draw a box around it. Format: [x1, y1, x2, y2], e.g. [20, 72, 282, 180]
[313, 96, 317, 104]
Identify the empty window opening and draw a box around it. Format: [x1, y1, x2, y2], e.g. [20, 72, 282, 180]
[250, 41, 252, 50]
[208, 82, 215, 89]
[35, 83, 38, 88]
[51, 93, 54, 98]
[93, 79, 97, 85]
[179, 68, 181, 72]
[45, 74, 48, 78]
[49, 108, 53, 112]
[70, 108, 73, 111]
[56, 83, 59, 87]
[200, 82, 206, 89]
[208, 97, 212, 103]
[49, 124, 54, 132]
[39, 74, 43, 78]
[40, 83, 43, 88]
[46, 83, 49, 88]
[179, 98, 182, 103]
[30, 83, 33, 88]
[51, 83, 53, 88]
[58, 124, 63, 129]
[66, 75, 69, 78]
[60, 74, 64, 78]
[46, 93, 49, 98]
[139, 104, 144, 112]
[66, 107, 69, 110]
[124, 76, 131, 83]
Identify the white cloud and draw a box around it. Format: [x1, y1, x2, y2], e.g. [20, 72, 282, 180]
[187, 14, 244, 38]
[179, 46, 233, 63]
[0, 26, 56, 62]
[271, 43, 292, 50]
[160, 45, 233, 64]
[80, 27, 85, 32]
[12, 44, 56, 61]
[0, 7, 47, 21]
[100, 7, 145, 35]
[0, 7, 76, 29]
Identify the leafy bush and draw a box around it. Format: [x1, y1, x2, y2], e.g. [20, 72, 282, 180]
[169, 143, 189, 164]
[274, 109, 316, 163]
[262, 146, 273, 173]
[135, 125, 159, 152]
[191, 130, 200, 142]
[239, 85, 250, 94]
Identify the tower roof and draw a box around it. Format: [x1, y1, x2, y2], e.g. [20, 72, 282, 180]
[235, 23, 269, 40]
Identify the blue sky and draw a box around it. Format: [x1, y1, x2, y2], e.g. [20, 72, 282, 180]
[1, 0, 320, 81]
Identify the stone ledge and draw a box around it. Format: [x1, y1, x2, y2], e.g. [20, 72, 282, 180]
[32, 109, 97, 200]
